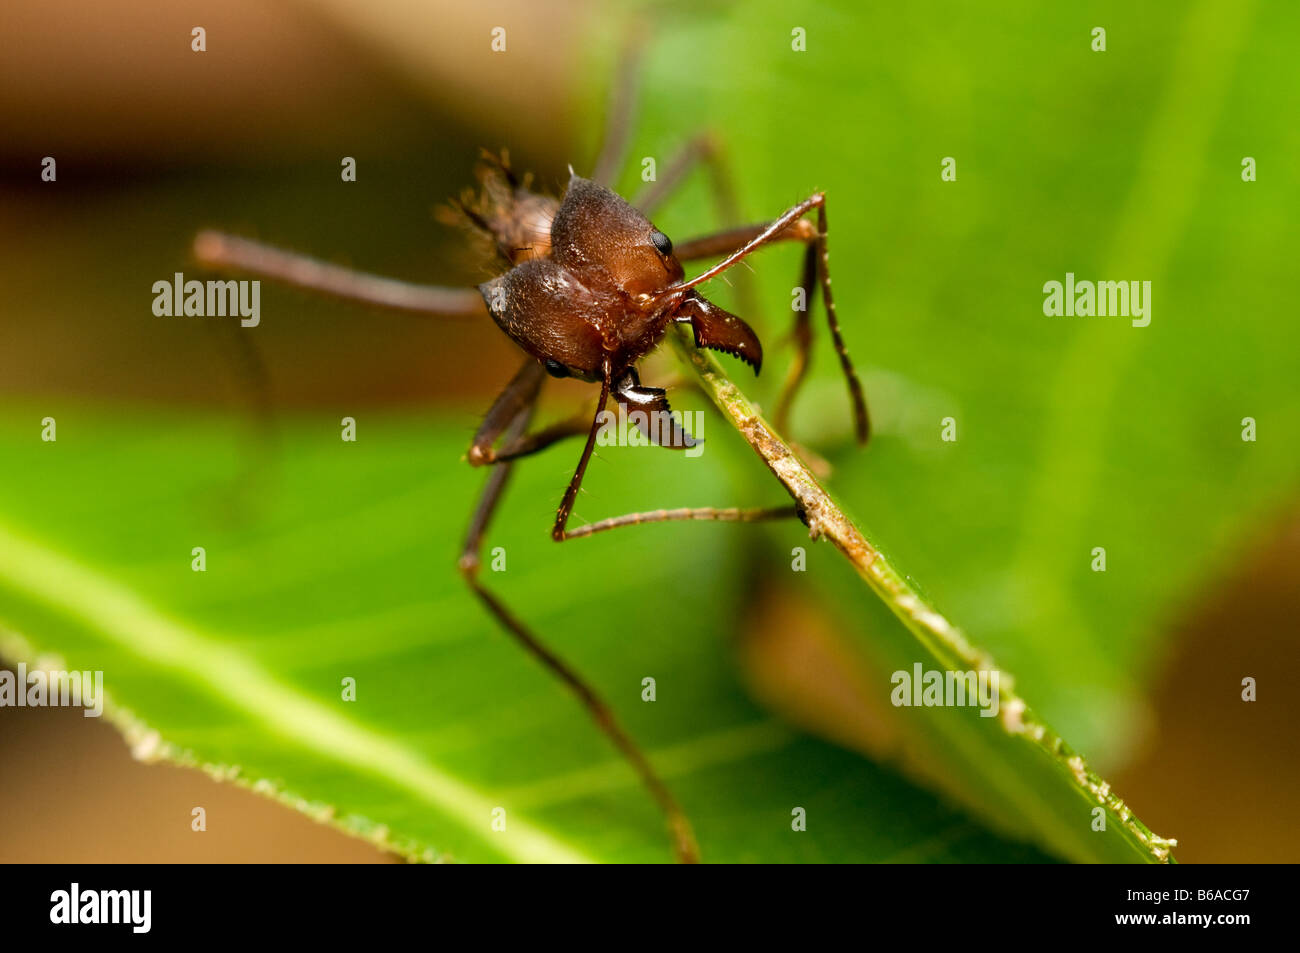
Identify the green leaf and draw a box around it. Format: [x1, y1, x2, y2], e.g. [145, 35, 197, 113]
[0, 408, 1050, 862]
[9, 0, 1289, 865]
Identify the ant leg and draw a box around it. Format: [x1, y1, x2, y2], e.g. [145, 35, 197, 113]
[773, 244, 818, 435]
[459, 404, 535, 578]
[590, 30, 648, 187]
[668, 194, 869, 444]
[466, 360, 594, 466]
[672, 219, 818, 263]
[551, 365, 613, 542]
[633, 134, 738, 218]
[209, 318, 278, 493]
[633, 134, 762, 323]
[191, 233, 486, 509]
[809, 199, 870, 444]
[585, 28, 767, 321]
[563, 504, 801, 540]
[466, 361, 545, 465]
[193, 231, 486, 317]
[549, 372, 806, 539]
[492, 415, 593, 463]
[461, 377, 700, 864]
[672, 225, 824, 436]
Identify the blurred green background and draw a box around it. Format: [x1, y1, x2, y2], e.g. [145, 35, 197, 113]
[1, 0, 1297, 862]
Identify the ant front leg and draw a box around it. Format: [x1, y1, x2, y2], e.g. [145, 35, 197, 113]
[633, 133, 764, 326]
[773, 243, 817, 436]
[551, 363, 613, 542]
[551, 366, 802, 540]
[673, 219, 819, 435]
[672, 194, 870, 445]
[462, 363, 700, 864]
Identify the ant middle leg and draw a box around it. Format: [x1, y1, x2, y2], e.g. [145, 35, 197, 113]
[773, 243, 818, 435]
[548, 366, 804, 541]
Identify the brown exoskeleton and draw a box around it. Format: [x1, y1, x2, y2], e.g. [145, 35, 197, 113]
[193, 67, 869, 864]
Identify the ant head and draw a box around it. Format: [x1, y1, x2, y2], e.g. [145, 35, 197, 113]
[550, 174, 684, 297]
[479, 172, 761, 383]
[549, 173, 762, 373]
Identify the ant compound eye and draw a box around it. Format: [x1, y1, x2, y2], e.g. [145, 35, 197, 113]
[543, 358, 570, 379]
[650, 230, 673, 256]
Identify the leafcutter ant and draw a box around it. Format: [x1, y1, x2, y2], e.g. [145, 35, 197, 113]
[193, 53, 869, 864]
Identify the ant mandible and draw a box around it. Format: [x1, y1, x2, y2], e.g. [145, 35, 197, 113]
[193, 53, 869, 864]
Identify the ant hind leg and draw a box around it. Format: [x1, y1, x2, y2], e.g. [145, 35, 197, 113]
[193, 232, 486, 317]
